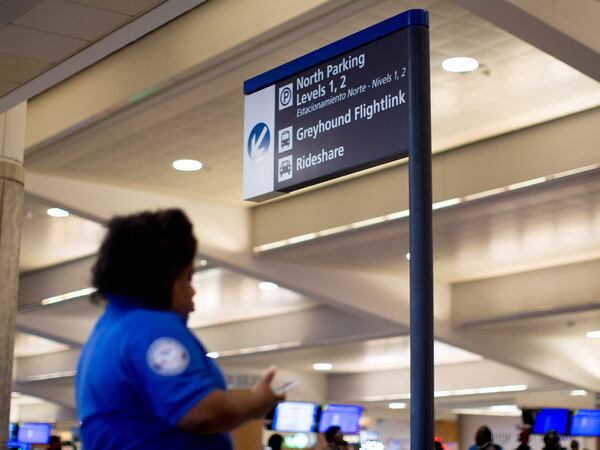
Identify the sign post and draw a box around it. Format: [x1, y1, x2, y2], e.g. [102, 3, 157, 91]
[407, 23, 433, 450]
[243, 9, 433, 448]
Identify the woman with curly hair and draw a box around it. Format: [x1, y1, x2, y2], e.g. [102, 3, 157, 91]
[76, 209, 283, 449]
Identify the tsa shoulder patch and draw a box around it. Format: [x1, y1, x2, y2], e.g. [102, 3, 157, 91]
[146, 337, 190, 376]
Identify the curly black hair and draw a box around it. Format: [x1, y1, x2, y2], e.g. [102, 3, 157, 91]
[92, 209, 197, 310]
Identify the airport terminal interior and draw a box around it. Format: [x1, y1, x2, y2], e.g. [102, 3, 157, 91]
[1, 0, 599, 449]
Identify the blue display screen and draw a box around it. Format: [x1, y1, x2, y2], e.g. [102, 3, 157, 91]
[533, 409, 569, 434]
[318, 404, 363, 434]
[570, 410, 600, 437]
[17, 423, 51, 444]
[272, 401, 319, 432]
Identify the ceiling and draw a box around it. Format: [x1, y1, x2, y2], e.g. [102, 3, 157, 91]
[20, 194, 105, 272]
[22, 0, 600, 205]
[0, 0, 165, 97]
[10, 0, 600, 429]
[188, 267, 317, 328]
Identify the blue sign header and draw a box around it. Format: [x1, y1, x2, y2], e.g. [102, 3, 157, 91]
[244, 9, 428, 94]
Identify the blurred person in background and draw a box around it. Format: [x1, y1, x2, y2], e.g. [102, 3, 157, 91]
[323, 425, 349, 450]
[48, 436, 62, 450]
[515, 429, 531, 450]
[268, 433, 284, 450]
[469, 426, 504, 450]
[543, 430, 566, 450]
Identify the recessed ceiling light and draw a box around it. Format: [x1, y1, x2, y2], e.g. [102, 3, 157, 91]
[259, 281, 278, 291]
[199, 259, 208, 267]
[442, 57, 479, 73]
[313, 362, 333, 371]
[172, 159, 203, 171]
[388, 402, 406, 410]
[586, 330, 600, 338]
[47, 208, 69, 218]
[570, 389, 587, 396]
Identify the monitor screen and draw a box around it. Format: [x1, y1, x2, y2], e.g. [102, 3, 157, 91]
[8, 423, 18, 441]
[318, 404, 363, 434]
[272, 402, 319, 433]
[17, 423, 51, 444]
[533, 408, 569, 434]
[570, 410, 600, 437]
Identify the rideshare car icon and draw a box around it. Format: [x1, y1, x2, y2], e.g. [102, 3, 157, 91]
[279, 159, 291, 177]
[278, 156, 293, 182]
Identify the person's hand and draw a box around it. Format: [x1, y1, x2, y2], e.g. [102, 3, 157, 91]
[253, 366, 286, 404]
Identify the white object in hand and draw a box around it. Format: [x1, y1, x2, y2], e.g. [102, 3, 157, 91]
[273, 379, 300, 395]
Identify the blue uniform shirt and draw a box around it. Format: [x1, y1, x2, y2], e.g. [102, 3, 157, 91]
[76, 296, 233, 450]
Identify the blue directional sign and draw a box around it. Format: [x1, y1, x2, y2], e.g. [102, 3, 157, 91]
[247, 122, 271, 162]
[243, 9, 428, 201]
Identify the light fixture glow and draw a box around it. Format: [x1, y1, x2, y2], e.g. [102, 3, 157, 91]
[388, 402, 406, 410]
[362, 384, 527, 402]
[313, 362, 333, 371]
[41, 287, 97, 306]
[47, 208, 69, 218]
[199, 259, 208, 267]
[24, 370, 77, 382]
[259, 281, 279, 291]
[586, 330, 600, 338]
[172, 159, 203, 171]
[206, 352, 220, 359]
[214, 340, 302, 358]
[442, 57, 479, 73]
[432, 198, 461, 210]
[376, 355, 398, 363]
[405, 252, 410, 260]
[489, 404, 520, 412]
[570, 389, 587, 396]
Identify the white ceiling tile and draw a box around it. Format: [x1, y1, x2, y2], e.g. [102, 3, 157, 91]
[0, 0, 43, 28]
[66, 0, 163, 16]
[0, 53, 50, 82]
[15, 0, 129, 41]
[0, 78, 18, 96]
[0, 24, 86, 63]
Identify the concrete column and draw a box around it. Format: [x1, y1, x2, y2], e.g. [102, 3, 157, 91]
[0, 102, 26, 445]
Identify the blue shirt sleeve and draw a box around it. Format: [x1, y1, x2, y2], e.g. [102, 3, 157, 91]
[125, 312, 222, 427]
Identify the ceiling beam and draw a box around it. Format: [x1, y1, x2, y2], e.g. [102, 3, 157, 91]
[197, 304, 403, 356]
[453, 258, 600, 327]
[453, 0, 600, 81]
[0, 0, 211, 114]
[328, 359, 559, 403]
[24, 173, 250, 252]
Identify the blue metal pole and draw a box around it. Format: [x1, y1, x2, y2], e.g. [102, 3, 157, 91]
[407, 23, 433, 450]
